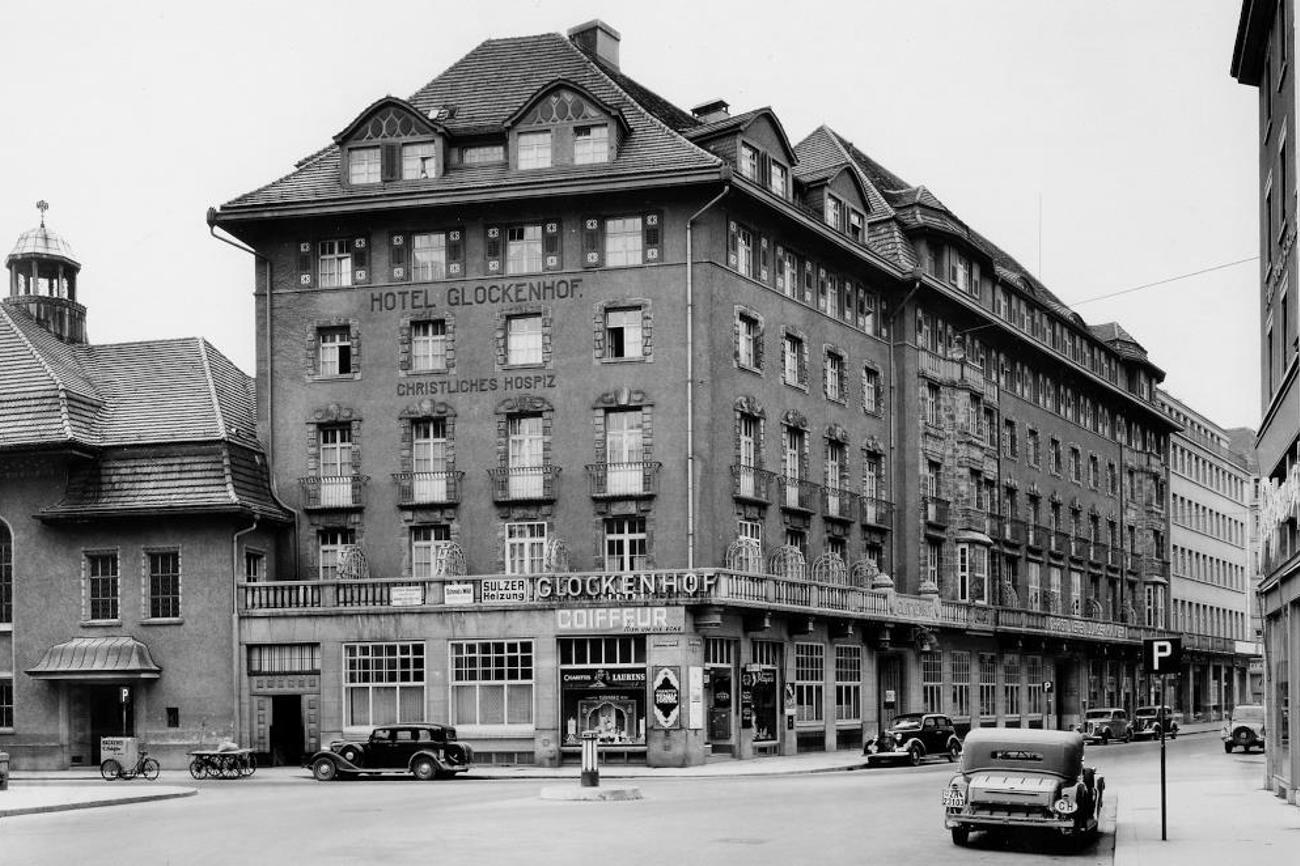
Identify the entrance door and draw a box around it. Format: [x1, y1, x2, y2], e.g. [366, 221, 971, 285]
[706, 667, 734, 752]
[269, 695, 305, 766]
[88, 684, 134, 764]
[877, 654, 903, 724]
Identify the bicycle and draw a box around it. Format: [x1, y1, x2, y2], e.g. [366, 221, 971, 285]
[101, 749, 160, 781]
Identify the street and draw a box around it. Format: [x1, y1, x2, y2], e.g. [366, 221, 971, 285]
[0, 733, 1267, 866]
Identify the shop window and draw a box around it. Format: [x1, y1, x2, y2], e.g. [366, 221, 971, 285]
[1003, 653, 1022, 717]
[978, 653, 997, 717]
[451, 640, 535, 730]
[795, 643, 825, 723]
[1027, 656, 1044, 715]
[835, 645, 862, 722]
[559, 637, 646, 746]
[950, 651, 971, 718]
[85, 551, 119, 622]
[922, 653, 943, 714]
[343, 642, 426, 728]
[146, 549, 181, 620]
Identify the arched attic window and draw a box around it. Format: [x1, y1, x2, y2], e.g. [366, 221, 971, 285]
[335, 97, 447, 186]
[504, 80, 629, 170]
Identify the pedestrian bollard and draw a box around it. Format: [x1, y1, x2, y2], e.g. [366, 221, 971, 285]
[580, 731, 600, 788]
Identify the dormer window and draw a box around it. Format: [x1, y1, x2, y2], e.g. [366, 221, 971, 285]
[825, 195, 842, 230]
[741, 143, 761, 181]
[335, 98, 445, 186]
[770, 162, 788, 198]
[403, 143, 437, 179]
[517, 131, 553, 169]
[349, 147, 381, 184]
[460, 144, 506, 165]
[574, 125, 609, 164]
[848, 209, 864, 242]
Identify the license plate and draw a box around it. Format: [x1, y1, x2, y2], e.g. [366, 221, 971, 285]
[943, 792, 965, 807]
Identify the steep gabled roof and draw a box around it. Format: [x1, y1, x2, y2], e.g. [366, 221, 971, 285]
[684, 107, 797, 164]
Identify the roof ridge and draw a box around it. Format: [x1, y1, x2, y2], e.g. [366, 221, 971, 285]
[195, 337, 226, 439]
[0, 305, 74, 440]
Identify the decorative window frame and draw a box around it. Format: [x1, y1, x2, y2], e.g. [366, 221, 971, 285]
[733, 306, 764, 373]
[399, 314, 456, 376]
[504, 80, 630, 169]
[140, 546, 183, 623]
[734, 395, 767, 473]
[781, 327, 809, 390]
[397, 399, 458, 477]
[497, 306, 554, 370]
[81, 547, 121, 625]
[334, 97, 447, 188]
[308, 319, 362, 382]
[593, 298, 653, 362]
[861, 364, 883, 416]
[822, 344, 848, 406]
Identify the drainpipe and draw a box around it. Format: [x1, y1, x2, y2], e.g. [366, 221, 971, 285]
[887, 268, 925, 582]
[685, 183, 731, 570]
[231, 518, 258, 745]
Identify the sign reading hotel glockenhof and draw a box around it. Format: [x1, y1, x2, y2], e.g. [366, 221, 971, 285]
[535, 571, 718, 601]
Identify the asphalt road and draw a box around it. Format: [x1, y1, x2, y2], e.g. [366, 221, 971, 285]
[0, 733, 1257, 866]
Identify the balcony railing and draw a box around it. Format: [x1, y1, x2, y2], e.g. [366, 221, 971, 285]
[1141, 556, 1171, 582]
[858, 496, 892, 528]
[585, 462, 661, 499]
[1000, 518, 1027, 546]
[1049, 530, 1070, 556]
[487, 465, 560, 502]
[924, 497, 950, 526]
[1089, 541, 1107, 564]
[821, 487, 859, 521]
[1070, 536, 1089, 560]
[392, 470, 464, 506]
[300, 475, 367, 509]
[1107, 547, 1125, 570]
[778, 476, 817, 512]
[918, 350, 998, 400]
[1026, 524, 1048, 549]
[731, 465, 775, 503]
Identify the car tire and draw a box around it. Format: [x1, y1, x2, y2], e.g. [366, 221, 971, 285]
[412, 757, 437, 781]
[339, 746, 362, 766]
[951, 827, 969, 846]
[947, 741, 961, 763]
[1224, 741, 1234, 753]
[1101, 731, 1111, 746]
[909, 746, 922, 766]
[312, 757, 339, 782]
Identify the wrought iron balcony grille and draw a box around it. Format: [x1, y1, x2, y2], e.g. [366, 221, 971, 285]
[731, 465, 775, 503]
[487, 465, 560, 502]
[299, 475, 367, 509]
[392, 470, 464, 506]
[585, 461, 661, 498]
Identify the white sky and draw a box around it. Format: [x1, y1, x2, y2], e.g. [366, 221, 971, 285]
[0, 0, 1261, 430]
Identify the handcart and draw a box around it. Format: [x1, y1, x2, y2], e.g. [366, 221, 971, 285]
[188, 748, 257, 779]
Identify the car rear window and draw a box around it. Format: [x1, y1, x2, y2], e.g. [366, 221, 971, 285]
[988, 750, 1043, 761]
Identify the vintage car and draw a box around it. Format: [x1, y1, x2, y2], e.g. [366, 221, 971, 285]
[308, 723, 474, 781]
[1222, 704, 1266, 753]
[943, 728, 1104, 846]
[1132, 705, 1180, 740]
[864, 712, 962, 765]
[1077, 707, 1132, 744]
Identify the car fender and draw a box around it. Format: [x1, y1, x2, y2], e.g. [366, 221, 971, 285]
[945, 735, 962, 752]
[307, 750, 361, 772]
[408, 749, 451, 773]
[903, 737, 927, 756]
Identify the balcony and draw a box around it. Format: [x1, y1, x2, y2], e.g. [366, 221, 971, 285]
[300, 475, 367, 510]
[487, 465, 560, 503]
[731, 465, 775, 504]
[1069, 536, 1089, 561]
[821, 487, 859, 522]
[1026, 524, 1048, 550]
[1049, 530, 1070, 557]
[999, 518, 1027, 547]
[1088, 541, 1107, 565]
[918, 350, 998, 400]
[392, 470, 464, 507]
[924, 497, 950, 527]
[859, 497, 894, 529]
[1141, 556, 1170, 582]
[778, 476, 817, 512]
[586, 462, 661, 499]
[1107, 548, 1125, 570]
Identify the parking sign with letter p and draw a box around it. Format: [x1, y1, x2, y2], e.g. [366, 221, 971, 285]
[1143, 637, 1182, 674]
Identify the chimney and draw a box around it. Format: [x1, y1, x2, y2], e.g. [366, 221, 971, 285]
[568, 19, 621, 70]
[691, 99, 730, 124]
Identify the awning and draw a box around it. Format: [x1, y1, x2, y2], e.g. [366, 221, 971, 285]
[26, 636, 162, 680]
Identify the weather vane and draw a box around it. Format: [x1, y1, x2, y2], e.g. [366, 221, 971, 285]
[36, 200, 49, 227]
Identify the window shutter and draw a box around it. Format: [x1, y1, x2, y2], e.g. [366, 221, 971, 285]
[760, 153, 772, 188]
[485, 225, 502, 274]
[759, 235, 770, 282]
[352, 235, 369, 284]
[543, 218, 562, 271]
[297, 241, 314, 288]
[381, 143, 400, 182]
[802, 260, 814, 304]
[390, 232, 408, 282]
[447, 228, 465, 277]
[582, 217, 603, 268]
[774, 245, 786, 292]
[642, 211, 662, 263]
[727, 220, 739, 269]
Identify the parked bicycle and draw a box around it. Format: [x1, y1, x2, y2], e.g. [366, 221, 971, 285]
[101, 749, 160, 781]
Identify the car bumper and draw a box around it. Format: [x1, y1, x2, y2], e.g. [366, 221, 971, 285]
[945, 810, 1091, 835]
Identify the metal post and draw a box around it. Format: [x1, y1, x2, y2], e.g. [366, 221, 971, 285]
[580, 731, 600, 788]
[1159, 677, 1167, 841]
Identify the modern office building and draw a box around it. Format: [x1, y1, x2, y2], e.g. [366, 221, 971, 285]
[1232, 0, 1300, 805]
[203, 19, 1177, 767]
[1159, 390, 1260, 717]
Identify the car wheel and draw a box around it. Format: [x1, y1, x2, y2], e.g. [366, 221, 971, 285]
[909, 746, 922, 766]
[1169, 729, 1177, 740]
[1224, 741, 1234, 753]
[412, 757, 437, 781]
[1101, 731, 1111, 746]
[339, 746, 362, 766]
[1123, 729, 1133, 744]
[312, 757, 338, 782]
[951, 827, 969, 846]
[947, 741, 961, 763]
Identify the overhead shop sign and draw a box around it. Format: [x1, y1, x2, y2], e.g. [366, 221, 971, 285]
[536, 571, 718, 602]
[556, 606, 686, 634]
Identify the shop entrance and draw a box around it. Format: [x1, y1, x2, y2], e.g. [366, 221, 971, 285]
[706, 666, 734, 753]
[269, 695, 305, 766]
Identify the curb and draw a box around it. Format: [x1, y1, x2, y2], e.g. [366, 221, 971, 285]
[0, 787, 198, 818]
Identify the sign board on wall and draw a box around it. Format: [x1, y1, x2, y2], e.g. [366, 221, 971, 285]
[443, 583, 474, 605]
[555, 606, 685, 634]
[390, 586, 424, 606]
[688, 666, 704, 730]
[481, 578, 530, 603]
[652, 667, 681, 728]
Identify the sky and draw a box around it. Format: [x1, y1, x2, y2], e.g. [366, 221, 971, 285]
[0, 1, 1261, 430]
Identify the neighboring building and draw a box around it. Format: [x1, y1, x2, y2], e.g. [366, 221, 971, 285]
[209, 20, 1176, 767]
[1233, 0, 1300, 805]
[1159, 391, 1259, 717]
[0, 209, 288, 769]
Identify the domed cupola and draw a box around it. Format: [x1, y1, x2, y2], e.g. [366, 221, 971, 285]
[5, 200, 86, 344]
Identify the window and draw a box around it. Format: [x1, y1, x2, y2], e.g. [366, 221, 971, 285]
[402, 142, 437, 179]
[782, 426, 804, 483]
[978, 653, 997, 717]
[86, 552, 119, 621]
[318, 327, 352, 376]
[736, 226, 754, 278]
[244, 550, 264, 583]
[737, 313, 759, 369]
[318, 528, 355, 580]
[604, 516, 648, 572]
[1003, 653, 1022, 717]
[411, 319, 447, 372]
[461, 144, 505, 164]
[516, 130, 552, 169]
[451, 640, 534, 728]
[1088, 454, 1099, 488]
[604, 307, 643, 359]
[1003, 420, 1018, 458]
[824, 350, 846, 402]
[349, 146, 381, 184]
[824, 194, 842, 231]
[411, 525, 450, 578]
[950, 249, 973, 295]
[411, 232, 447, 281]
[737, 414, 760, 497]
[1027, 656, 1043, 714]
[1069, 447, 1081, 483]
[848, 209, 865, 242]
[248, 644, 321, 676]
[862, 367, 881, 413]
[1107, 462, 1118, 495]
[950, 651, 971, 717]
[0, 524, 10, 624]
[740, 143, 760, 180]
[573, 124, 608, 164]
[318, 425, 353, 505]
[605, 409, 645, 494]
[1027, 562, 1041, 610]
[1049, 438, 1062, 474]
[770, 162, 788, 198]
[506, 315, 543, 365]
[924, 383, 941, 425]
[922, 653, 944, 714]
[344, 643, 425, 727]
[318, 240, 353, 288]
[506, 415, 544, 498]
[835, 645, 862, 721]
[957, 543, 988, 603]
[506, 225, 543, 274]
[604, 217, 643, 266]
[783, 334, 806, 386]
[148, 550, 181, 620]
[926, 540, 942, 586]
[506, 522, 546, 575]
[825, 440, 846, 493]
[795, 643, 824, 723]
[0, 679, 10, 729]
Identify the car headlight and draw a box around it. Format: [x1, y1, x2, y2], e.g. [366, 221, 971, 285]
[893, 732, 903, 742]
[1053, 798, 1078, 815]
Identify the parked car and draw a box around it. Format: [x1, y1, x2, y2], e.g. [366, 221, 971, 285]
[865, 713, 962, 766]
[1077, 707, 1132, 744]
[308, 723, 474, 781]
[1132, 706, 1179, 740]
[1221, 704, 1266, 753]
[943, 728, 1105, 846]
